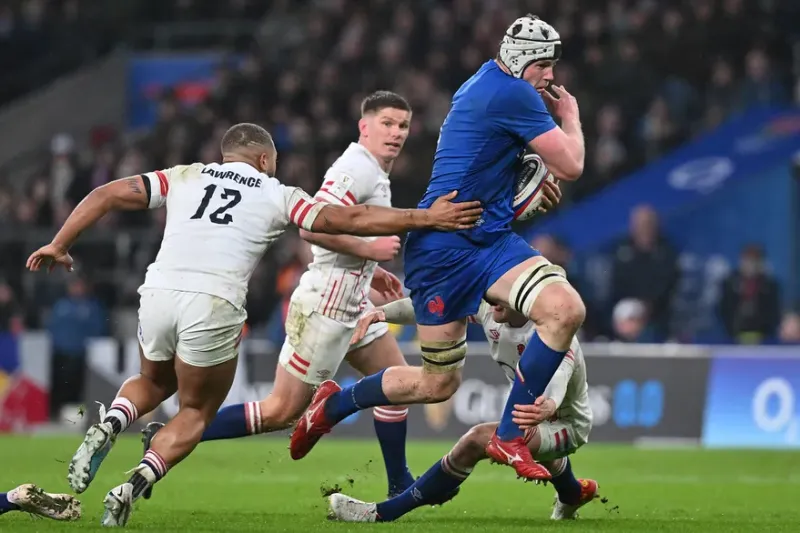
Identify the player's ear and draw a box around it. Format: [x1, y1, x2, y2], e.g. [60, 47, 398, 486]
[358, 117, 368, 137]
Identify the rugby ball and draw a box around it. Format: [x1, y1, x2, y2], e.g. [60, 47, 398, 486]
[513, 153, 556, 221]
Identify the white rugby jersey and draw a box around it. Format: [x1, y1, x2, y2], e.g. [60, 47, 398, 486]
[292, 143, 393, 324]
[470, 302, 592, 437]
[138, 162, 323, 309]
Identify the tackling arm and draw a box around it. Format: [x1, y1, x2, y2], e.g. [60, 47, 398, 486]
[542, 354, 576, 409]
[51, 176, 150, 251]
[378, 297, 417, 325]
[286, 188, 481, 236]
[309, 203, 459, 236]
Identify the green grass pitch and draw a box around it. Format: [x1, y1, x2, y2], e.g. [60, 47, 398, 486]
[1, 435, 798, 532]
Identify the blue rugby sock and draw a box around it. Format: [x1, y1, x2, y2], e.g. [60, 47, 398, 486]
[376, 454, 469, 522]
[497, 332, 567, 440]
[324, 370, 390, 423]
[373, 407, 414, 496]
[0, 493, 19, 514]
[201, 402, 263, 442]
[550, 458, 582, 505]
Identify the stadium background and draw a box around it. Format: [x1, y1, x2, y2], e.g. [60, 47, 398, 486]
[1, 2, 800, 527]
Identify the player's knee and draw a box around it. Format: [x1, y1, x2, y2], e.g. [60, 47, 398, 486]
[532, 284, 585, 336]
[420, 370, 461, 403]
[458, 424, 493, 461]
[509, 258, 574, 322]
[420, 337, 466, 381]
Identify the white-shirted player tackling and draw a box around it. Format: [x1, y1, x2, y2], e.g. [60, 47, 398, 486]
[25, 123, 482, 527]
[143, 91, 422, 498]
[327, 297, 598, 522]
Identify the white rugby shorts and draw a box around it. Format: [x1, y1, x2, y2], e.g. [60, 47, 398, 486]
[525, 419, 589, 462]
[137, 288, 246, 368]
[278, 301, 389, 386]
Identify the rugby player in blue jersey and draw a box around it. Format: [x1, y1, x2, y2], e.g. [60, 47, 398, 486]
[291, 14, 586, 483]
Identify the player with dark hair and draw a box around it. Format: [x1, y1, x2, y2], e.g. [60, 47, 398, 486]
[0, 484, 81, 521]
[292, 14, 586, 483]
[142, 90, 429, 499]
[27, 121, 481, 526]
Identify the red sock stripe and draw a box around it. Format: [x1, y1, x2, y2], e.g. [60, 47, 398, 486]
[143, 450, 168, 478]
[111, 401, 136, 423]
[548, 457, 567, 477]
[246, 402, 263, 434]
[373, 407, 408, 422]
[441, 454, 470, 480]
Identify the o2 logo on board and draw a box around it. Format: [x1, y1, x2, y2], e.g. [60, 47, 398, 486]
[612, 380, 664, 428]
[752, 377, 798, 443]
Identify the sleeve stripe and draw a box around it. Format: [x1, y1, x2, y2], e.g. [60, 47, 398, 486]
[295, 202, 315, 227]
[289, 198, 308, 222]
[564, 350, 574, 362]
[319, 187, 354, 206]
[155, 170, 169, 196]
[140, 174, 152, 205]
[314, 190, 344, 205]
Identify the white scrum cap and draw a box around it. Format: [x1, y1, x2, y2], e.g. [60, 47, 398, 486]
[499, 14, 561, 78]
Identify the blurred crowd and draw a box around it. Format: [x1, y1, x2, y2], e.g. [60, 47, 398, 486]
[1, 0, 799, 417]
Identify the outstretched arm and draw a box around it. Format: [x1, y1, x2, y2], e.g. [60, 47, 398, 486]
[51, 176, 150, 251]
[27, 176, 152, 272]
[308, 191, 482, 236]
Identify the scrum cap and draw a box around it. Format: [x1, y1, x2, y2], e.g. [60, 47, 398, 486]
[499, 14, 561, 78]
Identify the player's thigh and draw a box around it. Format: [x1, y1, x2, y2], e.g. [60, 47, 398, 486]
[278, 303, 353, 386]
[485, 241, 578, 322]
[526, 421, 581, 462]
[345, 324, 406, 376]
[137, 343, 177, 394]
[174, 355, 238, 420]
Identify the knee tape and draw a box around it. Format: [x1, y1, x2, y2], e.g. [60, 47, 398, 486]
[420, 337, 467, 374]
[509, 259, 568, 317]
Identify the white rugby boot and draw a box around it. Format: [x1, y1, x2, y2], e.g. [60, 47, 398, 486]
[328, 493, 378, 522]
[101, 482, 134, 527]
[68, 402, 116, 493]
[6, 484, 82, 521]
[550, 478, 599, 520]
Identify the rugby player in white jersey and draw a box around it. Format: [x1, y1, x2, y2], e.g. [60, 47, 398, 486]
[143, 91, 422, 498]
[25, 123, 482, 527]
[326, 297, 598, 522]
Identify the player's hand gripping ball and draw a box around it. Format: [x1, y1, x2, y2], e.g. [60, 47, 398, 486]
[513, 153, 557, 221]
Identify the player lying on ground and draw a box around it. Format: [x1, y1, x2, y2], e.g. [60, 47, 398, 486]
[26, 123, 482, 527]
[328, 297, 596, 522]
[0, 484, 81, 521]
[143, 92, 424, 499]
[290, 13, 586, 482]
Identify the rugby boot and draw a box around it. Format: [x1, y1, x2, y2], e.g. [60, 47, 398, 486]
[485, 429, 552, 482]
[551, 478, 600, 520]
[289, 380, 341, 460]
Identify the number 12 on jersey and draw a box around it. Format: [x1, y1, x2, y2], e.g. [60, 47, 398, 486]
[190, 184, 242, 225]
